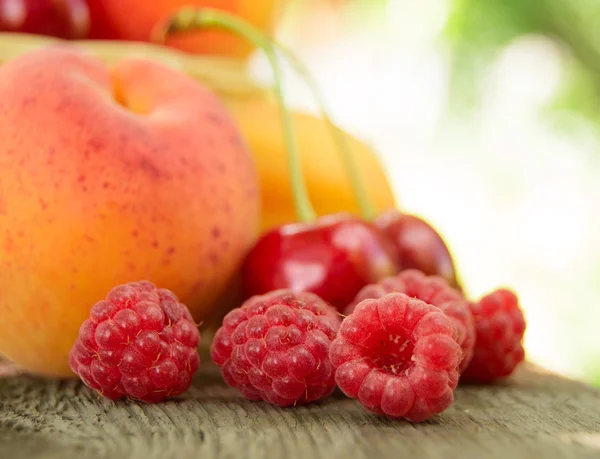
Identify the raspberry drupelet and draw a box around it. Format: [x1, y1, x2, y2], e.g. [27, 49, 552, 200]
[331, 292, 462, 422]
[462, 289, 526, 383]
[211, 289, 341, 407]
[69, 281, 200, 403]
[396, 269, 464, 305]
[345, 269, 475, 373]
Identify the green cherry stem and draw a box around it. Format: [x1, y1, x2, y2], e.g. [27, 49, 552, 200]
[151, 8, 316, 222]
[275, 44, 376, 221]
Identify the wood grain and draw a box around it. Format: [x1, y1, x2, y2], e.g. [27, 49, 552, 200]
[1, 360, 599, 459]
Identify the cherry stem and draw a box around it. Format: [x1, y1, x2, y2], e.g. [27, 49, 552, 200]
[151, 8, 316, 223]
[275, 44, 376, 221]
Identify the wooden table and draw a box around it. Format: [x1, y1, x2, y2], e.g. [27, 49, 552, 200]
[1, 359, 599, 459]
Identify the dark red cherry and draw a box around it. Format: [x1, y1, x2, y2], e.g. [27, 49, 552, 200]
[87, 0, 119, 39]
[241, 213, 401, 311]
[376, 209, 460, 289]
[0, 0, 90, 39]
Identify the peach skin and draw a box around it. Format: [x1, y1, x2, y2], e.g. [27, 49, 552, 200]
[0, 46, 260, 377]
[91, 0, 282, 58]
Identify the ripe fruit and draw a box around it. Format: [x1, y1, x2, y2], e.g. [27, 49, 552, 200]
[87, 0, 118, 39]
[437, 300, 475, 374]
[0, 46, 259, 377]
[90, 0, 281, 58]
[151, 8, 398, 232]
[345, 275, 407, 315]
[462, 289, 526, 383]
[376, 210, 460, 289]
[345, 270, 475, 373]
[211, 289, 341, 406]
[0, 0, 90, 38]
[163, 11, 401, 313]
[69, 281, 200, 402]
[331, 292, 462, 421]
[393, 269, 474, 370]
[226, 98, 398, 232]
[241, 214, 400, 311]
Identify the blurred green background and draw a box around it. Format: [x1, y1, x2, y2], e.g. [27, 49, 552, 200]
[254, 0, 600, 385]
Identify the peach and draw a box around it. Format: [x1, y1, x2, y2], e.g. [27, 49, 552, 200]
[89, 0, 282, 58]
[0, 46, 260, 377]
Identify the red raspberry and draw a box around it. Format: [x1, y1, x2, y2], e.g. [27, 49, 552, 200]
[395, 269, 464, 305]
[210, 289, 341, 407]
[345, 276, 406, 315]
[345, 270, 475, 373]
[69, 281, 200, 403]
[331, 292, 462, 422]
[462, 289, 526, 383]
[437, 299, 475, 373]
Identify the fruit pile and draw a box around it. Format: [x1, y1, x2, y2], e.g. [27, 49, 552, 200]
[0, 6, 527, 423]
[69, 272, 525, 421]
[0, 5, 394, 377]
[0, 0, 280, 58]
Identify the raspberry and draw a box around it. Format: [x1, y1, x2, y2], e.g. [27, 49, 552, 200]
[346, 270, 475, 372]
[345, 276, 406, 315]
[462, 289, 526, 383]
[395, 269, 464, 305]
[331, 292, 462, 422]
[69, 281, 200, 403]
[437, 299, 475, 373]
[210, 289, 341, 407]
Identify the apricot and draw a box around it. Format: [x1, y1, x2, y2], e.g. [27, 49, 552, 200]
[0, 46, 260, 377]
[224, 97, 397, 231]
[90, 0, 282, 58]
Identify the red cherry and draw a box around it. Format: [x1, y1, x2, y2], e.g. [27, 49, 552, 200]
[87, 0, 119, 39]
[241, 213, 401, 311]
[0, 0, 90, 39]
[376, 210, 460, 289]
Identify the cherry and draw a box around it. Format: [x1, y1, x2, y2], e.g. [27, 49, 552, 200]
[242, 213, 400, 310]
[87, 0, 118, 39]
[269, 20, 464, 293]
[0, 0, 90, 39]
[376, 210, 460, 289]
[152, 10, 400, 311]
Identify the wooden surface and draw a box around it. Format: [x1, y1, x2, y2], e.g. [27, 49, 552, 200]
[1, 360, 600, 459]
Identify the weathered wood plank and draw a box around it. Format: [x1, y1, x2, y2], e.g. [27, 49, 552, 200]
[1, 360, 599, 459]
